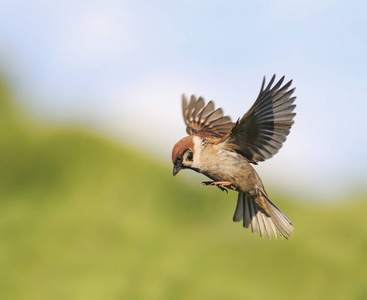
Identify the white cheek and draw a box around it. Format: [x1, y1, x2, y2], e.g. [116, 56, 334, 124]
[192, 137, 203, 169]
[191, 160, 200, 169]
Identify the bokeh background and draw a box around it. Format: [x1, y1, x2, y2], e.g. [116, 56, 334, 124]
[0, 1, 366, 299]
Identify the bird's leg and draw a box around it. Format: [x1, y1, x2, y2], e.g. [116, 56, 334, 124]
[201, 181, 236, 189]
[201, 181, 237, 193]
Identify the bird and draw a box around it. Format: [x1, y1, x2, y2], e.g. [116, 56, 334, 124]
[171, 75, 296, 239]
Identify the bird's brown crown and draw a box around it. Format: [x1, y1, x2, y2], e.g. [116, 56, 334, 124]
[171, 136, 194, 163]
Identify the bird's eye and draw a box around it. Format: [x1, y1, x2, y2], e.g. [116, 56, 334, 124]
[176, 156, 182, 163]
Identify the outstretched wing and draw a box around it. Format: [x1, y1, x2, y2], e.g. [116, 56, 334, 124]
[182, 94, 234, 138]
[219, 75, 296, 163]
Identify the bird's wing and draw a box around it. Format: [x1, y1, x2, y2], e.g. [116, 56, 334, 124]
[218, 75, 296, 163]
[182, 94, 234, 138]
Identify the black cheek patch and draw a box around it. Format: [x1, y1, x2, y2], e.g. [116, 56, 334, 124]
[187, 152, 193, 161]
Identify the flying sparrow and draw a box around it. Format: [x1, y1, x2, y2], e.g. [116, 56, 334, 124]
[172, 75, 296, 239]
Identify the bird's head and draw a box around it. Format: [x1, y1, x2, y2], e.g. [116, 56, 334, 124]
[171, 136, 196, 176]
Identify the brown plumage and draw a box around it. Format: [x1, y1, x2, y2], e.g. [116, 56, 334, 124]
[172, 75, 296, 239]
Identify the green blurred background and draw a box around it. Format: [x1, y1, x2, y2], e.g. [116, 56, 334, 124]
[1, 77, 366, 299]
[1, 1, 367, 299]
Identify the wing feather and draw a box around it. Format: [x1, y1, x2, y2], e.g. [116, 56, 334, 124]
[218, 75, 296, 163]
[182, 94, 234, 138]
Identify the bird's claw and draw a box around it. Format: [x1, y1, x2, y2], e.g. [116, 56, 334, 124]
[217, 185, 228, 193]
[201, 181, 236, 193]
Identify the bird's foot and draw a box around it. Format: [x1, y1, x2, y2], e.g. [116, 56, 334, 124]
[201, 181, 237, 193]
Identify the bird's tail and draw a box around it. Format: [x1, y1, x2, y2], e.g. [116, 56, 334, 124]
[233, 191, 294, 239]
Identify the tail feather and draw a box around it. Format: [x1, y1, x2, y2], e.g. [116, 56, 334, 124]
[233, 192, 244, 222]
[233, 192, 294, 239]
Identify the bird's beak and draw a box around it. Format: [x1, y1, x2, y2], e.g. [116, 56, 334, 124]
[173, 164, 181, 176]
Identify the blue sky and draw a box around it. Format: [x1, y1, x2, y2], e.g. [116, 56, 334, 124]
[0, 0, 366, 200]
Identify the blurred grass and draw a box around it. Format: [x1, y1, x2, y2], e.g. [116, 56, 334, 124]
[0, 77, 366, 300]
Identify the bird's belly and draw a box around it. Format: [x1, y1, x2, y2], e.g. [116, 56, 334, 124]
[202, 160, 262, 193]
